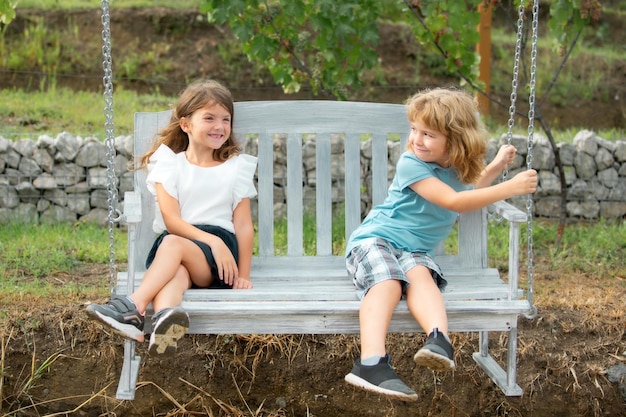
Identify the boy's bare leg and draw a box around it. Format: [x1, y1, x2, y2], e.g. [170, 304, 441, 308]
[345, 279, 417, 401]
[406, 266, 455, 370]
[358, 279, 402, 359]
[405, 266, 448, 335]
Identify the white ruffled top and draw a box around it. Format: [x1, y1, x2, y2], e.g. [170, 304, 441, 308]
[146, 144, 258, 234]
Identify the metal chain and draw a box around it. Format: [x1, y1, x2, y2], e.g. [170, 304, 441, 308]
[101, 0, 121, 296]
[502, 0, 526, 182]
[488, 0, 525, 224]
[524, 0, 539, 320]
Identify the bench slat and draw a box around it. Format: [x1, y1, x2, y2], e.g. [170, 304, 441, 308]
[287, 133, 304, 256]
[186, 314, 522, 334]
[181, 300, 530, 317]
[372, 132, 390, 206]
[184, 300, 529, 334]
[257, 130, 274, 256]
[315, 134, 333, 255]
[344, 133, 362, 240]
[116, 267, 519, 302]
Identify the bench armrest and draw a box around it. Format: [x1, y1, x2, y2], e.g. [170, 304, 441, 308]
[119, 191, 143, 297]
[487, 200, 530, 303]
[489, 200, 527, 223]
[123, 191, 142, 224]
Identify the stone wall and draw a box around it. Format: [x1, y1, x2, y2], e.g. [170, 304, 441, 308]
[0, 133, 135, 225]
[1, 130, 625, 225]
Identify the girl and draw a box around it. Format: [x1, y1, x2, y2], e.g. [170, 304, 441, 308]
[87, 79, 257, 356]
[344, 88, 538, 401]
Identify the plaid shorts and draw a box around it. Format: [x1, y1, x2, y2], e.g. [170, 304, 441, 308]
[346, 237, 447, 300]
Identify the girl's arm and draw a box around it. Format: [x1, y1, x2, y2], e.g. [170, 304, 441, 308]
[232, 198, 254, 289]
[475, 144, 516, 189]
[410, 169, 538, 213]
[155, 183, 239, 282]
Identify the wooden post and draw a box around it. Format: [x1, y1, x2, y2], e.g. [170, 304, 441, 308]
[477, 2, 493, 116]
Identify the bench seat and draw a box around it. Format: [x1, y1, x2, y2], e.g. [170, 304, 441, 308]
[117, 259, 528, 334]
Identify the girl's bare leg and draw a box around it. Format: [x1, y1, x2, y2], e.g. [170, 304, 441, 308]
[152, 265, 192, 312]
[130, 235, 212, 313]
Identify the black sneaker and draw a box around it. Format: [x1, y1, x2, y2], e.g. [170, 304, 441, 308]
[344, 354, 418, 401]
[148, 307, 189, 356]
[86, 297, 145, 342]
[413, 328, 455, 371]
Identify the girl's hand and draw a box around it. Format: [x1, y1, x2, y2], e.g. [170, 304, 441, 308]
[232, 277, 253, 289]
[208, 239, 238, 285]
[494, 144, 517, 171]
[510, 169, 538, 195]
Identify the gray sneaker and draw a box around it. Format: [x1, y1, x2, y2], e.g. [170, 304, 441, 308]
[413, 328, 455, 371]
[344, 354, 418, 401]
[148, 307, 189, 356]
[86, 297, 145, 341]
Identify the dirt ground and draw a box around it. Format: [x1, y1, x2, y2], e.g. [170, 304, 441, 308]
[1, 260, 625, 417]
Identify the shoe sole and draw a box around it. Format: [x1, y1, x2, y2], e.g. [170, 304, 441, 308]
[344, 373, 418, 402]
[86, 308, 144, 342]
[413, 349, 455, 371]
[148, 309, 189, 356]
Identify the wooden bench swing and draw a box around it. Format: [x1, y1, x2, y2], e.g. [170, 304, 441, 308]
[97, 0, 539, 403]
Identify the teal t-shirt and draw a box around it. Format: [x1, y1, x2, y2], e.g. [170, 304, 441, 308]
[346, 152, 471, 255]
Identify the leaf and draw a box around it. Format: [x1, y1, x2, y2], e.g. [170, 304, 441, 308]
[248, 35, 280, 60]
[0, 0, 17, 26]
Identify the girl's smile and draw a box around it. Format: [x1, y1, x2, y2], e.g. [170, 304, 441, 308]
[180, 102, 232, 165]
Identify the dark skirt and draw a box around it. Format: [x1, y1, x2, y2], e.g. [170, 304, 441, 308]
[145, 225, 238, 289]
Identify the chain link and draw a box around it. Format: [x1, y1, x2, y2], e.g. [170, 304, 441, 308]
[488, 0, 525, 224]
[523, 0, 540, 320]
[501, 0, 526, 182]
[101, 0, 120, 296]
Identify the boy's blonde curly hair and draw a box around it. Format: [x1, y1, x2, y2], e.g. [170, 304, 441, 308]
[405, 88, 488, 184]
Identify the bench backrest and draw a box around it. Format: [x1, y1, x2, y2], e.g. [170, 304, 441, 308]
[130, 101, 488, 271]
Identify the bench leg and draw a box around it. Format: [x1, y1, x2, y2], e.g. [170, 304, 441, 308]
[116, 339, 141, 400]
[472, 329, 523, 396]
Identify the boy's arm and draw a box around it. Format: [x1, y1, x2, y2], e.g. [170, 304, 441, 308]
[409, 169, 538, 213]
[475, 144, 517, 189]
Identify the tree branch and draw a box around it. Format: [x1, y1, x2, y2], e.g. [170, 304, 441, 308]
[538, 30, 582, 108]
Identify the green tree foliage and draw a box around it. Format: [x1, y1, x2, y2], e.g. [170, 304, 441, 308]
[0, 0, 17, 28]
[201, 0, 601, 100]
[548, 0, 601, 54]
[402, 0, 482, 85]
[202, 0, 383, 99]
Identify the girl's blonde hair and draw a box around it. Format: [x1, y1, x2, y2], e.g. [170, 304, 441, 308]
[405, 88, 488, 184]
[138, 79, 240, 170]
